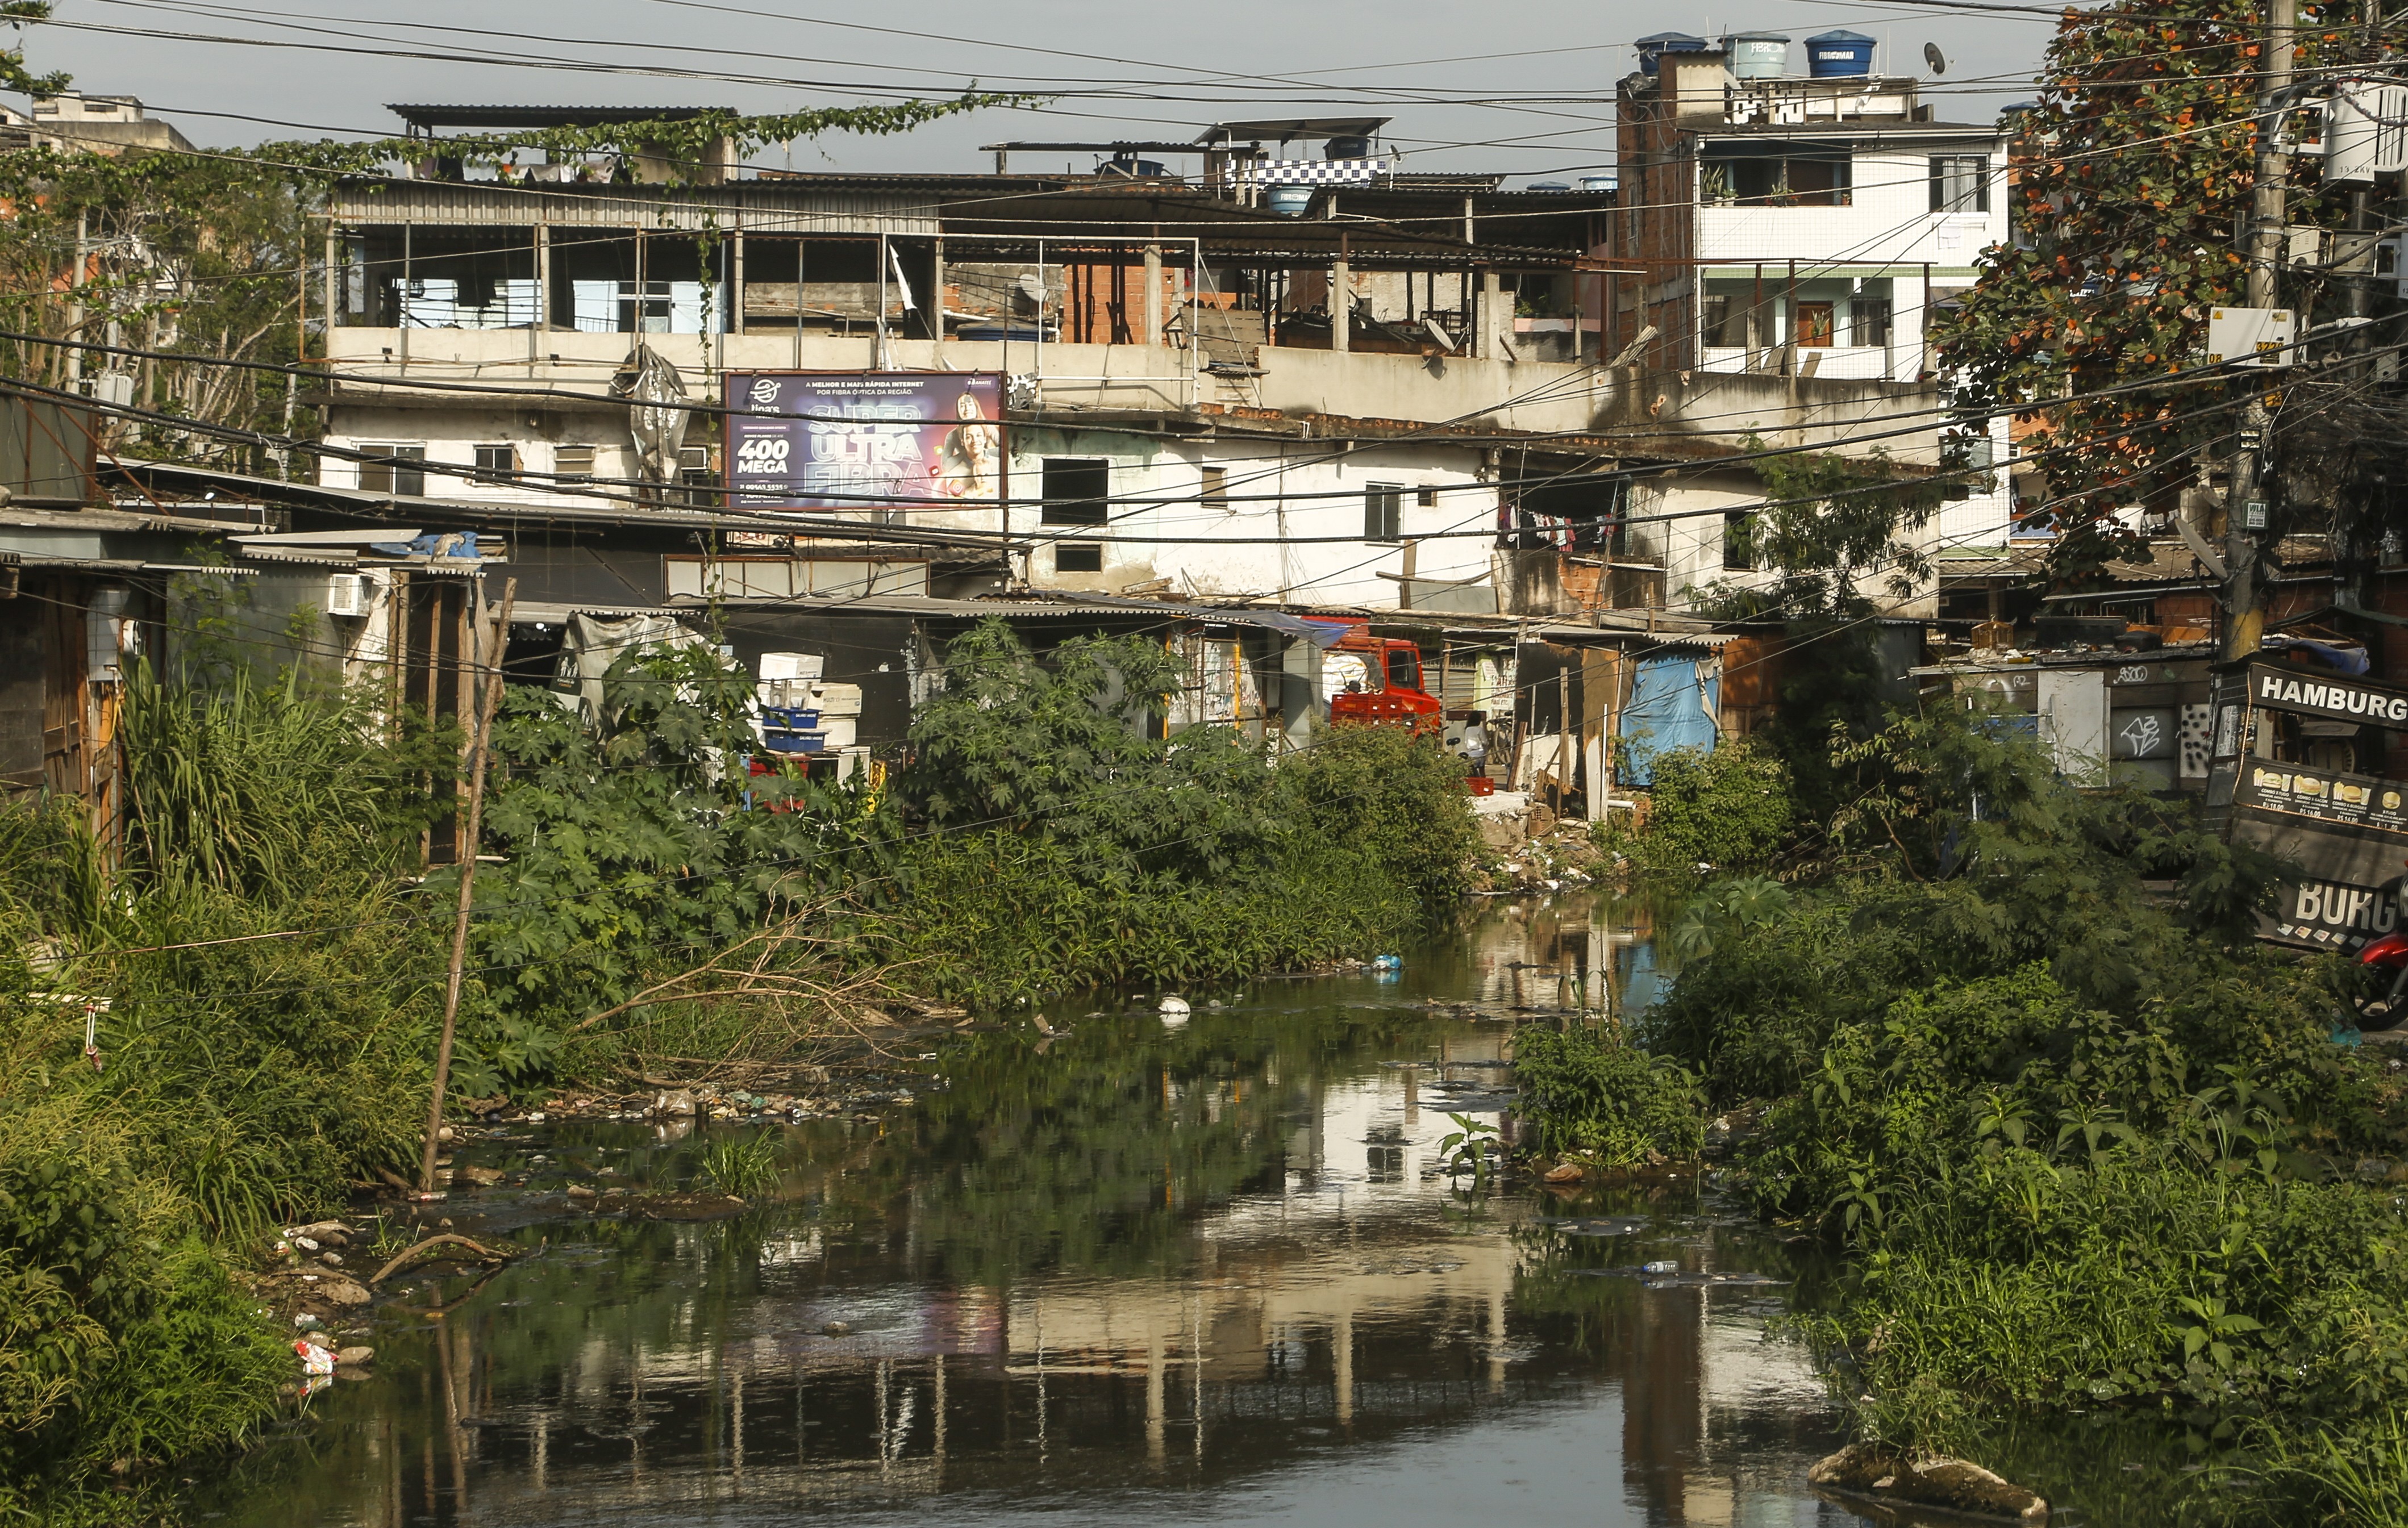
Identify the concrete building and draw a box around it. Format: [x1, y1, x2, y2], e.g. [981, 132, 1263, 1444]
[1611, 33, 2018, 559]
[8, 93, 197, 156]
[314, 104, 1965, 623]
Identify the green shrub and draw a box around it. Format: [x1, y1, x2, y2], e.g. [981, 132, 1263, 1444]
[1609, 739, 1794, 876]
[1513, 1025, 1708, 1167]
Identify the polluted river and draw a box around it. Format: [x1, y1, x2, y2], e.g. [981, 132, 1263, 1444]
[204, 891, 1863, 1526]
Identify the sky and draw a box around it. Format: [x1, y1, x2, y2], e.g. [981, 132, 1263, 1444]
[14, 0, 2063, 183]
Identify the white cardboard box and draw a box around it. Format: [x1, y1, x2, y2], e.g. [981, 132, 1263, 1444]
[807, 681, 864, 717]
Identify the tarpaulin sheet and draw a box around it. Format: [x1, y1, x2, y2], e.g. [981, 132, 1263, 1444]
[1618, 655, 1718, 786]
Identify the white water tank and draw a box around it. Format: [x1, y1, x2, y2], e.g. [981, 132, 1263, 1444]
[1723, 32, 1790, 78]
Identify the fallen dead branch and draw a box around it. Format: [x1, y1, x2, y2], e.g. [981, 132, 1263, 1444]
[369, 1233, 510, 1285]
[565, 901, 934, 1067]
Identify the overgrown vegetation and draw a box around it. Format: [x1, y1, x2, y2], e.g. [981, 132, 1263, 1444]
[1513, 1026, 1706, 1170]
[869, 619, 1476, 1009]
[0, 617, 1482, 1511]
[1597, 739, 1794, 877]
[1, 677, 440, 1516]
[1525, 698, 2408, 1522]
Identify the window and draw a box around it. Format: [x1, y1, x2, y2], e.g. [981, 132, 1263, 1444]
[1364, 482, 1403, 543]
[1699, 294, 1732, 347]
[677, 445, 718, 508]
[1930, 156, 1990, 214]
[1386, 648, 1422, 692]
[473, 443, 516, 483]
[1053, 542, 1103, 573]
[1417, 487, 1438, 508]
[1200, 465, 1229, 512]
[359, 444, 425, 498]
[1794, 301, 1835, 348]
[1851, 297, 1893, 348]
[1723, 511, 1756, 570]
[553, 444, 597, 483]
[1041, 457, 1110, 525]
[1699, 142, 1853, 207]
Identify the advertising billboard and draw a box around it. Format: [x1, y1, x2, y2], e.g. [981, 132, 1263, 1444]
[724, 371, 1003, 513]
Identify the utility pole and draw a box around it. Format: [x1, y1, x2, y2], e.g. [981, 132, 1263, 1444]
[2224, 0, 2297, 662]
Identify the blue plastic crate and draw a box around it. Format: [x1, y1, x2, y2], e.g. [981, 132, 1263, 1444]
[759, 707, 823, 730]
[763, 729, 828, 754]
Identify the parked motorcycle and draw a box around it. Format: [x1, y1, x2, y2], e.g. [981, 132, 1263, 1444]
[2355, 926, 2408, 1028]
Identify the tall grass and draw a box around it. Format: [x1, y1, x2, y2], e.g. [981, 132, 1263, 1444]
[0, 674, 442, 1512]
[120, 666, 439, 895]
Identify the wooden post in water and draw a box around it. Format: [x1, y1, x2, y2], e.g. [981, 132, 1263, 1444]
[420, 577, 518, 1193]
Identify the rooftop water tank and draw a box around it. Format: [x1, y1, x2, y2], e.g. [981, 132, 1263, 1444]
[1580, 174, 1617, 193]
[1805, 30, 1876, 78]
[1324, 133, 1374, 160]
[1635, 32, 1709, 76]
[1265, 183, 1314, 216]
[1723, 31, 1790, 78]
[1527, 181, 1571, 191]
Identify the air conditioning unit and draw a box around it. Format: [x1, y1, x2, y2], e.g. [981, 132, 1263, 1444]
[326, 573, 369, 617]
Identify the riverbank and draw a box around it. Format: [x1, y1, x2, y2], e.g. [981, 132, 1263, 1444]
[1513, 707, 2408, 1524]
[0, 623, 1489, 1519]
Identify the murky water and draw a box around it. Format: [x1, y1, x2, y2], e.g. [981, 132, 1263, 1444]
[204, 894, 1870, 1527]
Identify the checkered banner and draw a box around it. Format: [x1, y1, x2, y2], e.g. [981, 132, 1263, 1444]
[1239, 158, 1388, 186]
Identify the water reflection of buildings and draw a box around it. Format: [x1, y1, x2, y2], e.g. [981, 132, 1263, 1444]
[1457, 895, 1664, 1017]
[240, 903, 1840, 1527]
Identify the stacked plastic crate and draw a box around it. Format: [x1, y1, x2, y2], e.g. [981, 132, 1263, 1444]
[756, 652, 866, 775]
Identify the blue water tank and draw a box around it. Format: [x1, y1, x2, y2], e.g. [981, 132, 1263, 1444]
[1635, 31, 1708, 76]
[1528, 181, 1571, 192]
[1805, 30, 1876, 77]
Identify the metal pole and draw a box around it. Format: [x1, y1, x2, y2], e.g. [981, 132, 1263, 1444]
[420, 577, 518, 1194]
[931, 235, 946, 346]
[1142, 240, 1163, 347]
[732, 225, 747, 338]
[285, 224, 305, 477]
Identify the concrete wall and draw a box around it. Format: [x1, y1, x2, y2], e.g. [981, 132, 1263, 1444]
[1002, 429, 1497, 607]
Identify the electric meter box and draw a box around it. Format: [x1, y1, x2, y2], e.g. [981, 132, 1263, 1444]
[2206, 306, 2297, 368]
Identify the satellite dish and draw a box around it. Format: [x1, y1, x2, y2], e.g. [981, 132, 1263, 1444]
[1924, 41, 1947, 75]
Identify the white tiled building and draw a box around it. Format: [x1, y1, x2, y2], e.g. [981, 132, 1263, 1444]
[1615, 41, 2019, 556]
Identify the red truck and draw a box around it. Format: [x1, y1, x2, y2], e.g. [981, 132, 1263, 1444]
[1319, 623, 1443, 734]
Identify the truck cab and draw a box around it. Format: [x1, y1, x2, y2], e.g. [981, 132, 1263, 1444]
[1320, 625, 1443, 733]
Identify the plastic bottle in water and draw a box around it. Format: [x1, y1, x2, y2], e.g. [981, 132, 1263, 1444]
[1640, 1260, 1678, 1274]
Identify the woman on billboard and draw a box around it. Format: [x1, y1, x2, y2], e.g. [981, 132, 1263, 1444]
[932, 389, 999, 500]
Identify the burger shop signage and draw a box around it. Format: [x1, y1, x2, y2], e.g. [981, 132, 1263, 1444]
[2227, 662, 2408, 951]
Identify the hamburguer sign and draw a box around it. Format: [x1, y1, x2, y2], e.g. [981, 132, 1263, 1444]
[2230, 662, 2408, 953]
[2250, 662, 2408, 727]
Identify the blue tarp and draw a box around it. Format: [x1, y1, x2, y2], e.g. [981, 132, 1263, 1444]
[1618, 654, 1719, 786]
